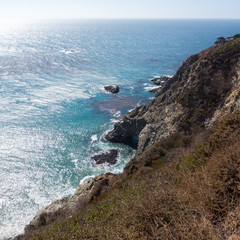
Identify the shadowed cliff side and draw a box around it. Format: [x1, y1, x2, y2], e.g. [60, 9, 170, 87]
[106, 37, 240, 155]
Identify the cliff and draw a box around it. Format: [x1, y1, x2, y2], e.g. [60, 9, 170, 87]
[106, 37, 240, 155]
[16, 36, 240, 240]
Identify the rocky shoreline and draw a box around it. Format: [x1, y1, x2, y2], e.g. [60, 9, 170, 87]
[16, 173, 116, 239]
[106, 39, 240, 154]
[15, 35, 240, 239]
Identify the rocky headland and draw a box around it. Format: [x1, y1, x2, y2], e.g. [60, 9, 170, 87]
[16, 36, 240, 240]
[106, 37, 240, 155]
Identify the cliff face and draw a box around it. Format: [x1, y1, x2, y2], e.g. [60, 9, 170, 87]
[106, 38, 240, 155]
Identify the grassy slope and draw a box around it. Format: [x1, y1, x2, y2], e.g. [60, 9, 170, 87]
[22, 36, 240, 240]
[25, 112, 240, 240]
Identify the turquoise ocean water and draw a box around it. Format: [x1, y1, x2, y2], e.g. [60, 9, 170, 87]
[0, 19, 240, 239]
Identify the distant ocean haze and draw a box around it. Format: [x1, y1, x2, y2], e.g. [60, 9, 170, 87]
[0, 19, 240, 239]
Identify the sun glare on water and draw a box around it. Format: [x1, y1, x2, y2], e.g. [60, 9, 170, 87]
[0, 18, 28, 33]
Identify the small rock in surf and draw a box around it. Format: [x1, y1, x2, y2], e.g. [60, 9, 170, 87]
[91, 149, 118, 165]
[104, 85, 120, 94]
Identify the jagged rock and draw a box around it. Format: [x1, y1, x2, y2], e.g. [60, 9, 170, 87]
[23, 173, 115, 234]
[91, 149, 118, 164]
[150, 75, 171, 85]
[104, 85, 119, 94]
[106, 38, 240, 155]
[105, 109, 147, 149]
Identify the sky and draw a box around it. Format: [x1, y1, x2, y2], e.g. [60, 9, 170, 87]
[0, 0, 240, 22]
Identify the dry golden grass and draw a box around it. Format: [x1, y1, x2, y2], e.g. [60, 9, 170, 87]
[22, 112, 240, 240]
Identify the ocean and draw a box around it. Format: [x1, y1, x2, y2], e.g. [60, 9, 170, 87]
[0, 19, 239, 239]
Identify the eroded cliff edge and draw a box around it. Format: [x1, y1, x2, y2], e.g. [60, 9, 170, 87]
[106, 37, 240, 155]
[16, 36, 240, 239]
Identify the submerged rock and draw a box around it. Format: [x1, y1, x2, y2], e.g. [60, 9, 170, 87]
[104, 85, 119, 94]
[91, 149, 118, 165]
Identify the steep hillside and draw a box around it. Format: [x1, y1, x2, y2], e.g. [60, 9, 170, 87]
[16, 36, 240, 240]
[18, 112, 240, 240]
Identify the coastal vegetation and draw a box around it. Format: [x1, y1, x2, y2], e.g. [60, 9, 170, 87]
[20, 112, 240, 240]
[17, 35, 240, 240]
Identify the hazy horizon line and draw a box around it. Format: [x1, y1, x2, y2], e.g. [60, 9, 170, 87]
[1, 17, 240, 26]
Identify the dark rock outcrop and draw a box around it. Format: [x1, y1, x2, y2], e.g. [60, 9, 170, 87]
[215, 37, 226, 44]
[104, 85, 119, 94]
[91, 149, 118, 164]
[105, 108, 147, 149]
[106, 38, 240, 155]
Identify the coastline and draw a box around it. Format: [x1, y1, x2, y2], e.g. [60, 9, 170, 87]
[15, 35, 240, 239]
[14, 77, 160, 239]
[2, 19, 239, 238]
[11, 74, 164, 240]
